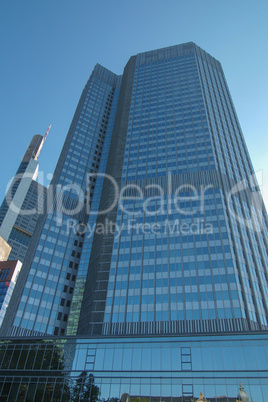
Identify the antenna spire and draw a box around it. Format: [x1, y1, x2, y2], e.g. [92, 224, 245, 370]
[34, 124, 52, 160]
[43, 124, 52, 142]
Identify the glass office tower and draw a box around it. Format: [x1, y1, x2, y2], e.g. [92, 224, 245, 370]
[0, 43, 268, 401]
[78, 43, 268, 336]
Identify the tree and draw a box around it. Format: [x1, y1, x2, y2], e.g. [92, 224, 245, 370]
[72, 371, 100, 402]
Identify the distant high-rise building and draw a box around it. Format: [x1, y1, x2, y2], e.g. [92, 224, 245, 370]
[0, 135, 47, 262]
[0, 43, 267, 400]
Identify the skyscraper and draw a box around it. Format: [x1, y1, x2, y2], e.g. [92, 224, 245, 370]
[0, 135, 47, 262]
[0, 43, 267, 400]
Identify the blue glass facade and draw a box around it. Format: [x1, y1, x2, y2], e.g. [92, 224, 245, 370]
[66, 77, 122, 335]
[0, 333, 267, 401]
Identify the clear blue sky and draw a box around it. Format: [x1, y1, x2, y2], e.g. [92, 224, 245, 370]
[0, 0, 268, 207]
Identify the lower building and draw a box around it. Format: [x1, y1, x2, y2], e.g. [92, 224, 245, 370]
[0, 260, 22, 326]
[0, 237, 22, 327]
[0, 236, 11, 262]
[0, 332, 265, 401]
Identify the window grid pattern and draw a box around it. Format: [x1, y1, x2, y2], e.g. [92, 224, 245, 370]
[196, 47, 268, 327]
[66, 82, 121, 335]
[104, 51, 244, 327]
